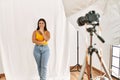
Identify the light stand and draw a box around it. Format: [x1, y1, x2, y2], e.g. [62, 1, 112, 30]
[78, 24, 112, 80]
[70, 30, 81, 72]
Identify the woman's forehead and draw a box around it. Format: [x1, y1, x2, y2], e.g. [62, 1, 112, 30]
[39, 21, 44, 23]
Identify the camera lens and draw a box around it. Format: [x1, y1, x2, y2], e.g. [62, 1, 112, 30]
[77, 16, 86, 26]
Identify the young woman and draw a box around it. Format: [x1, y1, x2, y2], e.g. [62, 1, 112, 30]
[32, 18, 50, 80]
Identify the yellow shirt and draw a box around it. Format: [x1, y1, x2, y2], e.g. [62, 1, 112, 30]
[35, 31, 48, 45]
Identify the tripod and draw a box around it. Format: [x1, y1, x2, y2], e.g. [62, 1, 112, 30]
[78, 24, 112, 80]
[70, 30, 81, 72]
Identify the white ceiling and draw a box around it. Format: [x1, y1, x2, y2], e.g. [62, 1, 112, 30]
[62, 0, 120, 17]
[62, 0, 97, 17]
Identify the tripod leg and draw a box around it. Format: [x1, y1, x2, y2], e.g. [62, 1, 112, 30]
[86, 55, 91, 80]
[96, 52, 112, 80]
[78, 57, 86, 80]
[78, 50, 88, 80]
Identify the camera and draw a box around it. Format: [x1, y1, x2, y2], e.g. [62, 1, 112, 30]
[77, 10, 100, 26]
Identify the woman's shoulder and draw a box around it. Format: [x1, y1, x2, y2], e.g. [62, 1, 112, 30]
[45, 30, 50, 33]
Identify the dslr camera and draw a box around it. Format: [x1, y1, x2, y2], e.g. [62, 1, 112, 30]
[77, 10, 100, 26]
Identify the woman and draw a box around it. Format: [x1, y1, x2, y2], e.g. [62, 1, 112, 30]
[32, 18, 50, 80]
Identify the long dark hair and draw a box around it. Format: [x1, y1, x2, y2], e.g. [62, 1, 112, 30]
[37, 18, 47, 31]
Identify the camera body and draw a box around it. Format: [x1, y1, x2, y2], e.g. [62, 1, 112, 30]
[77, 10, 100, 26]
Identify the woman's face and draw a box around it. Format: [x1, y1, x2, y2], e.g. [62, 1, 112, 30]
[39, 21, 45, 29]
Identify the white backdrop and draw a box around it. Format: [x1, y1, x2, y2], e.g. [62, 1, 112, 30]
[0, 0, 70, 80]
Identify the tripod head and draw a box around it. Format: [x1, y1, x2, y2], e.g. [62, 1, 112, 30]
[86, 23, 105, 43]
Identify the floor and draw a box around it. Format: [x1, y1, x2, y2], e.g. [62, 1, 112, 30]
[70, 66, 117, 80]
[70, 71, 117, 80]
[0, 68, 117, 80]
